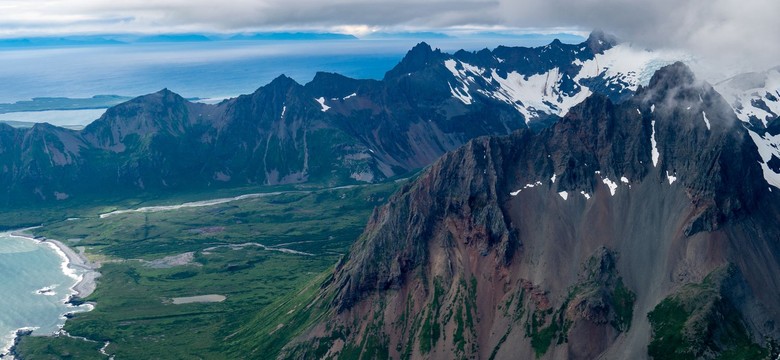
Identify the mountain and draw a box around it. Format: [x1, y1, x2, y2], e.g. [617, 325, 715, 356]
[0, 36, 126, 48]
[135, 34, 213, 43]
[275, 63, 780, 359]
[228, 32, 358, 41]
[716, 67, 780, 188]
[0, 32, 686, 205]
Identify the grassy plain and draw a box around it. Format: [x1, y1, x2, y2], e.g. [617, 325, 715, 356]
[12, 180, 403, 359]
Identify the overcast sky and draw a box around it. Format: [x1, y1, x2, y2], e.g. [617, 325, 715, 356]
[0, 0, 777, 72]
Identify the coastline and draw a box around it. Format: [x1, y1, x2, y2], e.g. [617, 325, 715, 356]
[0, 229, 101, 359]
[8, 229, 100, 299]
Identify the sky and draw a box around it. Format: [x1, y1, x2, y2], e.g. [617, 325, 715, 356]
[0, 0, 777, 73]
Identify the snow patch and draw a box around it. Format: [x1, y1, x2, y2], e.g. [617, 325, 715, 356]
[280, 105, 286, 119]
[666, 171, 677, 185]
[715, 67, 780, 127]
[558, 191, 568, 200]
[448, 83, 473, 105]
[651, 120, 659, 167]
[444, 59, 481, 105]
[550, 174, 557, 183]
[442, 44, 686, 124]
[702, 111, 711, 130]
[636, 108, 641, 115]
[573, 44, 689, 93]
[343, 93, 357, 100]
[748, 130, 780, 188]
[620, 176, 629, 184]
[602, 177, 618, 196]
[509, 181, 544, 196]
[580, 191, 591, 200]
[315, 97, 330, 112]
[651, 104, 655, 113]
[489, 67, 591, 123]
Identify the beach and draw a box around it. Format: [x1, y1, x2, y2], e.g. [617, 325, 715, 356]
[46, 239, 100, 299]
[8, 230, 100, 299]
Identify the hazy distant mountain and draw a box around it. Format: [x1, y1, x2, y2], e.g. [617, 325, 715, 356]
[135, 34, 212, 43]
[0, 32, 358, 48]
[0, 31, 690, 205]
[278, 63, 780, 360]
[228, 32, 358, 41]
[0, 36, 126, 48]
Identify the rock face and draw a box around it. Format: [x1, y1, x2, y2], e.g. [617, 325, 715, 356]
[0, 32, 684, 206]
[281, 63, 780, 359]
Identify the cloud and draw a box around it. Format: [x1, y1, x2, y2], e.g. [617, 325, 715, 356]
[0, 0, 776, 75]
[496, 0, 780, 77]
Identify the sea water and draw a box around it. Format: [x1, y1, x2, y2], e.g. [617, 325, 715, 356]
[0, 232, 90, 354]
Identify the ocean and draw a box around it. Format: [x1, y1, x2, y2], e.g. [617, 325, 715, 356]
[0, 232, 91, 355]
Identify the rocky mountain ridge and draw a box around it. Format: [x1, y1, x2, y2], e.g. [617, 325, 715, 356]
[0, 31, 686, 206]
[277, 63, 780, 359]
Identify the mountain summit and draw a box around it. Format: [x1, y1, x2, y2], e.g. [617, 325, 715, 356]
[273, 63, 780, 359]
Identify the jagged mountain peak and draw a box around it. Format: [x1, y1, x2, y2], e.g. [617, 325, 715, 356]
[267, 73, 298, 87]
[104, 87, 189, 112]
[255, 74, 303, 96]
[155, 87, 176, 96]
[384, 41, 444, 79]
[408, 41, 434, 55]
[239, 74, 306, 108]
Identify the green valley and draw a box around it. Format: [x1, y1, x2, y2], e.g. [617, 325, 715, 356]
[11, 180, 404, 359]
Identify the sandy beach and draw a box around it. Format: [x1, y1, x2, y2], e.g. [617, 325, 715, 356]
[46, 239, 100, 298]
[9, 230, 100, 299]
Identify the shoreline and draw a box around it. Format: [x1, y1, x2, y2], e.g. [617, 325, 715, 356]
[0, 229, 101, 359]
[8, 229, 100, 299]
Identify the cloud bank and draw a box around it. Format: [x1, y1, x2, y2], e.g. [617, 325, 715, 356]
[0, 0, 777, 74]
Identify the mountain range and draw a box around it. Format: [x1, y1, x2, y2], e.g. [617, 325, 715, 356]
[0, 31, 703, 206]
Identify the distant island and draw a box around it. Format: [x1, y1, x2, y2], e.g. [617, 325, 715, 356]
[0, 95, 132, 114]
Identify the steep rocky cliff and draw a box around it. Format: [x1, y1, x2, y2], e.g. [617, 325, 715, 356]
[280, 63, 780, 359]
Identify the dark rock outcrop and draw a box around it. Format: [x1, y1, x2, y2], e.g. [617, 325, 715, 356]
[282, 63, 780, 359]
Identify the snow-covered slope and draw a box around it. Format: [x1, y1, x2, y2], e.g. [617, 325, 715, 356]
[716, 67, 780, 127]
[716, 67, 780, 189]
[443, 43, 687, 123]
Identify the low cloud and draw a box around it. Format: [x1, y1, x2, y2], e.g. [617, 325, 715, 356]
[497, 0, 780, 78]
[0, 0, 776, 76]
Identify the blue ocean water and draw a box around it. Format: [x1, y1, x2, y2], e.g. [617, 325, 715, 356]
[0, 232, 90, 354]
